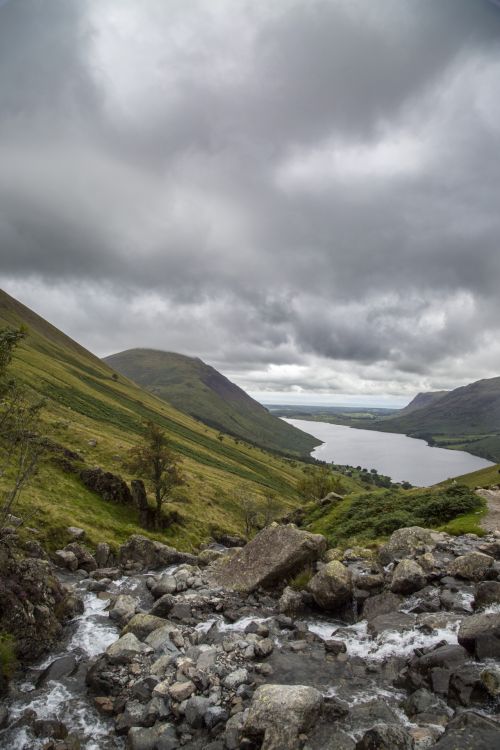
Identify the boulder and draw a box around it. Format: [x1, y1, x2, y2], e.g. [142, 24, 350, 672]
[458, 612, 500, 658]
[106, 633, 152, 664]
[150, 593, 176, 618]
[37, 655, 77, 687]
[278, 586, 304, 616]
[473, 580, 500, 609]
[80, 467, 133, 505]
[151, 575, 177, 599]
[367, 612, 416, 637]
[0, 542, 68, 662]
[481, 666, 500, 696]
[223, 668, 249, 690]
[118, 534, 198, 571]
[390, 559, 426, 594]
[122, 613, 169, 640]
[355, 724, 414, 750]
[215, 525, 326, 593]
[431, 711, 500, 749]
[379, 526, 435, 564]
[64, 542, 97, 573]
[54, 549, 79, 572]
[127, 723, 178, 750]
[169, 680, 196, 701]
[307, 561, 352, 612]
[108, 594, 137, 627]
[66, 527, 85, 541]
[362, 592, 402, 622]
[145, 623, 180, 655]
[447, 551, 494, 581]
[243, 684, 323, 750]
[184, 695, 211, 728]
[95, 542, 112, 568]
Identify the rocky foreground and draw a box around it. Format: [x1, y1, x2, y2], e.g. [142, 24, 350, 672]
[2, 524, 500, 749]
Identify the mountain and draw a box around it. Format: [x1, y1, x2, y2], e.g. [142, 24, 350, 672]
[379, 377, 500, 461]
[103, 349, 320, 458]
[0, 289, 314, 549]
[397, 390, 448, 416]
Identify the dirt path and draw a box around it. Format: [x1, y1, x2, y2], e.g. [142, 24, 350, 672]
[477, 488, 500, 533]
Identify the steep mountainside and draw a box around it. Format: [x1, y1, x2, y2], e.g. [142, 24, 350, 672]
[398, 390, 448, 415]
[104, 349, 319, 457]
[0, 289, 312, 549]
[379, 377, 500, 461]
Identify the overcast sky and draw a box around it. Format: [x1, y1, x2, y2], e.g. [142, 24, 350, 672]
[1, 0, 500, 407]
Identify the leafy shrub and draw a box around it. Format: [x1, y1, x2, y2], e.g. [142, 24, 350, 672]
[289, 565, 313, 591]
[325, 484, 481, 545]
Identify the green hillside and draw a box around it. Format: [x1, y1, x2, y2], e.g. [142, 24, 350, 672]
[0, 289, 315, 550]
[397, 390, 448, 415]
[104, 349, 319, 458]
[375, 377, 500, 461]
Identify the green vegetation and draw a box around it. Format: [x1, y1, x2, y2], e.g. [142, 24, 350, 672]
[303, 484, 484, 546]
[0, 632, 17, 680]
[289, 565, 314, 591]
[0, 289, 314, 550]
[439, 462, 500, 489]
[127, 421, 184, 529]
[104, 349, 320, 457]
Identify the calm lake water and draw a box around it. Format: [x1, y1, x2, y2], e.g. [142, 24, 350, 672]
[284, 418, 494, 487]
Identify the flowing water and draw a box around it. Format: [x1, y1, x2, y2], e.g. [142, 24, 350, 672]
[284, 418, 493, 486]
[2, 582, 124, 750]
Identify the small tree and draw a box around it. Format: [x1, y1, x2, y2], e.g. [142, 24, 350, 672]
[235, 484, 260, 538]
[262, 491, 281, 526]
[127, 421, 183, 529]
[0, 327, 45, 531]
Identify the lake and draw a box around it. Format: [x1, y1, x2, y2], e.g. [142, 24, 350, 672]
[284, 418, 494, 486]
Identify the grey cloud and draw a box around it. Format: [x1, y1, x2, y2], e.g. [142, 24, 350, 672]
[1, 0, 500, 399]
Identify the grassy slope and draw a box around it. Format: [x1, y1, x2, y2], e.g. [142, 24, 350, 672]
[370, 378, 500, 462]
[104, 349, 319, 458]
[0, 289, 313, 551]
[397, 391, 448, 415]
[299, 462, 500, 546]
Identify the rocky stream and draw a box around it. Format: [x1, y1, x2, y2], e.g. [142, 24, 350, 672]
[1, 525, 500, 749]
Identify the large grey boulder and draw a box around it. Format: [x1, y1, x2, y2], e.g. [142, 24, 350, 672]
[458, 612, 500, 658]
[448, 551, 494, 581]
[390, 559, 426, 594]
[362, 592, 402, 622]
[106, 633, 152, 664]
[307, 561, 353, 612]
[215, 525, 326, 593]
[431, 711, 500, 749]
[244, 684, 323, 750]
[122, 613, 169, 640]
[118, 534, 198, 571]
[379, 526, 435, 564]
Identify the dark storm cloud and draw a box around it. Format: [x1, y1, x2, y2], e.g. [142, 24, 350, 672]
[1, 0, 500, 398]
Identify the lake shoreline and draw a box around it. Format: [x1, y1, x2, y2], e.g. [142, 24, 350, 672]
[284, 418, 494, 487]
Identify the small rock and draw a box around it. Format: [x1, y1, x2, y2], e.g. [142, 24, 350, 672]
[169, 680, 196, 702]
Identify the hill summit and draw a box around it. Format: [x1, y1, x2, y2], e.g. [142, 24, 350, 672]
[104, 348, 319, 457]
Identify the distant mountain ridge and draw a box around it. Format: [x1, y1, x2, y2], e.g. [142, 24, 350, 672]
[104, 348, 320, 457]
[380, 377, 500, 461]
[398, 390, 448, 416]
